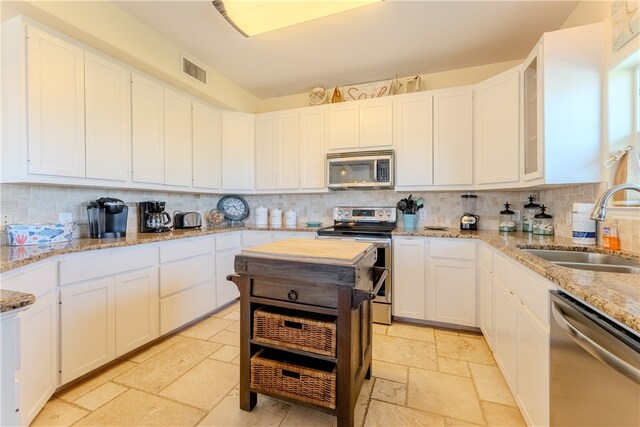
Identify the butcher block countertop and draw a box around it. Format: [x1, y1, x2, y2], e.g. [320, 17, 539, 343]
[241, 239, 374, 265]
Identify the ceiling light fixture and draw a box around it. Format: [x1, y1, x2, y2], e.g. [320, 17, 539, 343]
[212, 0, 381, 37]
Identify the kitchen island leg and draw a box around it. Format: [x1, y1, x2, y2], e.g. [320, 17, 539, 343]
[238, 274, 256, 411]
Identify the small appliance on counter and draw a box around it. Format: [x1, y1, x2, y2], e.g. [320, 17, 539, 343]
[87, 197, 128, 238]
[139, 201, 171, 233]
[460, 194, 479, 230]
[173, 211, 202, 229]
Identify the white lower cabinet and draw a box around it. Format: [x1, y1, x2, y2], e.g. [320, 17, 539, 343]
[393, 237, 476, 326]
[215, 233, 242, 307]
[59, 246, 158, 384]
[159, 237, 216, 334]
[478, 261, 494, 350]
[492, 278, 518, 388]
[1, 261, 58, 426]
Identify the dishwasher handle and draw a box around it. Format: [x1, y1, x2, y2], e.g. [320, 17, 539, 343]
[552, 301, 640, 384]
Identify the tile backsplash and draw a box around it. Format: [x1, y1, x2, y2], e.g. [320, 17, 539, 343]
[1, 183, 638, 252]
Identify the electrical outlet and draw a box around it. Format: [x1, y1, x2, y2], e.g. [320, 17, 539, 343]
[59, 212, 73, 223]
[419, 209, 427, 220]
[2, 214, 14, 228]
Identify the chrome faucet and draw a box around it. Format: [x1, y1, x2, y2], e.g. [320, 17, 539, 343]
[590, 183, 640, 220]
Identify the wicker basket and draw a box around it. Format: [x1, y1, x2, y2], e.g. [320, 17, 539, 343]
[253, 308, 337, 357]
[251, 348, 336, 409]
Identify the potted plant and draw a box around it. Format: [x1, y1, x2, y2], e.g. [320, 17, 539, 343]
[396, 195, 424, 230]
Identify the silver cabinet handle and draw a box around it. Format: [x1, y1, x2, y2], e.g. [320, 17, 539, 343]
[551, 301, 640, 384]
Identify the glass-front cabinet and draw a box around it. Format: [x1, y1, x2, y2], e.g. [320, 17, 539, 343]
[522, 46, 543, 181]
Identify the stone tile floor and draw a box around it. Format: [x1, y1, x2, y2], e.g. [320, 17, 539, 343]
[32, 302, 526, 426]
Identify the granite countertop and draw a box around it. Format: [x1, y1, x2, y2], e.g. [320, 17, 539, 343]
[394, 227, 640, 333]
[0, 289, 35, 313]
[1, 224, 638, 333]
[0, 225, 320, 273]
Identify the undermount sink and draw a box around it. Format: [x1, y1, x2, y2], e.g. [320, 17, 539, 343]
[520, 249, 640, 274]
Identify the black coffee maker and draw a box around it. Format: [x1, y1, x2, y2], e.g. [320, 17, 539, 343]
[87, 198, 128, 238]
[139, 201, 172, 233]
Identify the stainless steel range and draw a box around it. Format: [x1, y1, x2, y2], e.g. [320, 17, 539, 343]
[317, 207, 396, 324]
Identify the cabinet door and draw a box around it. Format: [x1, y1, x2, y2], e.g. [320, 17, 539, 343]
[360, 98, 393, 148]
[433, 88, 473, 185]
[164, 89, 192, 187]
[478, 264, 494, 349]
[131, 73, 164, 184]
[492, 279, 518, 389]
[516, 306, 549, 427]
[192, 101, 222, 189]
[427, 259, 476, 326]
[277, 113, 299, 189]
[394, 94, 433, 186]
[255, 115, 277, 190]
[85, 52, 131, 181]
[326, 103, 359, 151]
[522, 46, 543, 182]
[222, 112, 255, 190]
[60, 278, 116, 384]
[475, 67, 520, 185]
[19, 291, 57, 426]
[299, 109, 326, 189]
[216, 248, 241, 307]
[26, 26, 85, 178]
[392, 238, 426, 320]
[115, 268, 159, 357]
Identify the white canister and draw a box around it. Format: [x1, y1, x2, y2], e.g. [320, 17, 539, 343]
[270, 208, 283, 227]
[255, 206, 268, 226]
[285, 209, 298, 228]
[572, 203, 596, 245]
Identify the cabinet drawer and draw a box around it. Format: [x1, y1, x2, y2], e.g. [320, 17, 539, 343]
[216, 233, 241, 251]
[160, 281, 215, 334]
[252, 279, 338, 309]
[60, 246, 156, 285]
[159, 254, 214, 297]
[160, 236, 215, 263]
[1, 261, 56, 298]
[430, 239, 476, 260]
[242, 231, 272, 248]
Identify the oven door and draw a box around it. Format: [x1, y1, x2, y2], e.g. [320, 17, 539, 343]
[315, 235, 392, 305]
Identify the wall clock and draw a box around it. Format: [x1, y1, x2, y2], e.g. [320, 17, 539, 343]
[217, 195, 250, 222]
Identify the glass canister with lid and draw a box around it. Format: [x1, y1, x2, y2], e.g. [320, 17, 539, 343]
[522, 195, 541, 232]
[498, 203, 516, 232]
[533, 205, 554, 235]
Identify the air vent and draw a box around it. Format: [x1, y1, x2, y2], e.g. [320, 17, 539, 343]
[182, 56, 207, 84]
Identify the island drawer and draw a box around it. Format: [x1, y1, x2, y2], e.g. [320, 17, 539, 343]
[252, 279, 338, 309]
[251, 348, 336, 409]
[253, 308, 337, 356]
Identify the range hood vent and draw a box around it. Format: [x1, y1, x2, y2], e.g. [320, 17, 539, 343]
[181, 56, 207, 84]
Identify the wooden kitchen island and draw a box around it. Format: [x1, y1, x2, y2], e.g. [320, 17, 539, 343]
[227, 239, 384, 427]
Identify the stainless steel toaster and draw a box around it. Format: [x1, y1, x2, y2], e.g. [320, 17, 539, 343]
[173, 211, 202, 229]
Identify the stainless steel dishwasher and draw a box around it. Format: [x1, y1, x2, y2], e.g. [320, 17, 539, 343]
[550, 291, 640, 426]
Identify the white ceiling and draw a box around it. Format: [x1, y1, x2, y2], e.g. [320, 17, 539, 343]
[114, 0, 579, 99]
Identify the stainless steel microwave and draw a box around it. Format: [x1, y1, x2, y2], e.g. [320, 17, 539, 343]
[327, 150, 394, 190]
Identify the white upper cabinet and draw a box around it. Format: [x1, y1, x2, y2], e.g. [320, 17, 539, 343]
[474, 67, 520, 186]
[255, 114, 278, 189]
[433, 87, 473, 186]
[276, 112, 299, 189]
[222, 112, 255, 191]
[131, 73, 164, 184]
[359, 98, 393, 148]
[326, 99, 393, 152]
[299, 108, 326, 190]
[394, 93, 433, 187]
[327, 103, 360, 151]
[192, 101, 222, 190]
[26, 26, 85, 178]
[522, 23, 602, 185]
[164, 89, 192, 187]
[85, 52, 131, 182]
